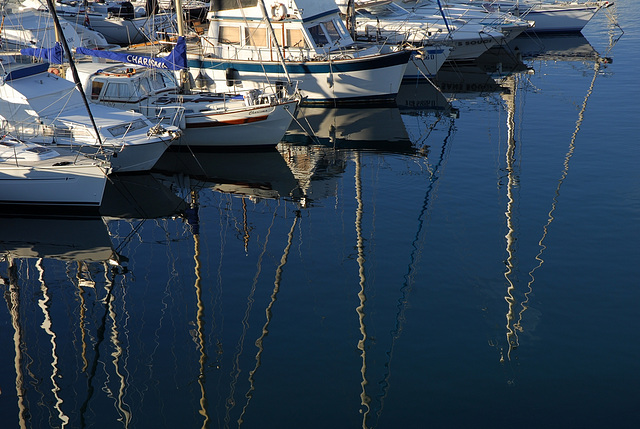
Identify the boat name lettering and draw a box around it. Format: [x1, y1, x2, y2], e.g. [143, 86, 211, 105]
[457, 40, 484, 46]
[249, 109, 268, 115]
[126, 55, 168, 69]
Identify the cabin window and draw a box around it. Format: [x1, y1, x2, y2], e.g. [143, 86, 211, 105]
[273, 27, 308, 48]
[287, 29, 307, 48]
[247, 27, 267, 47]
[323, 20, 341, 42]
[219, 25, 241, 44]
[72, 127, 96, 140]
[91, 80, 105, 100]
[308, 24, 328, 47]
[107, 119, 149, 137]
[150, 71, 177, 91]
[273, 26, 285, 47]
[103, 83, 131, 101]
[139, 78, 152, 95]
[334, 19, 349, 39]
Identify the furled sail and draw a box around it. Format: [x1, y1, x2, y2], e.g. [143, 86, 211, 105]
[20, 43, 64, 64]
[75, 37, 187, 70]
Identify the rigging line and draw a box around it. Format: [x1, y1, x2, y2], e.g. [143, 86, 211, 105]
[518, 59, 602, 332]
[603, 4, 623, 59]
[237, 210, 301, 427]
[374, 118, 454, 428]
[112, 219, 148, 255]
[4, 257, 28, 429]
[293, 110, 322, 145]
[224, 206, 278, 427]
[257, 0, 292, 83]
[36, 258, 70, 428]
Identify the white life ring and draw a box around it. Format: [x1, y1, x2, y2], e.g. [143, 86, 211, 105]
[270, 3, 287, 21]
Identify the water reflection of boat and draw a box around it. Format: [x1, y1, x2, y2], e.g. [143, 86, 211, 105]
[100, 172, 188, 219]
[284, 106, 413, 150]
[508, 32, 604, 62]
[0, 215, 115, 262]
[396, 80, 457, 116]
[281, 106, 419, 204]
[152, 149, 304, 201]
[434, 62, 509, 99]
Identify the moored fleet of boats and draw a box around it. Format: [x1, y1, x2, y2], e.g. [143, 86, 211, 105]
[0, 0, 615, 212]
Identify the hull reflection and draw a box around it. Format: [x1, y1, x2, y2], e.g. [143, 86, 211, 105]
[508, 32, 603, 61]
[284, 106, 413, 150]
[0, 216, 114, 262]
[100, 172, 188, 220]
[152, 149, 304, 202]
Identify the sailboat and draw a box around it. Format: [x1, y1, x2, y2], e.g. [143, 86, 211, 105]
[345, 0, 514, 63]
[71, 38, 299, 149]
[185, 0, 412, 105]
[0, 135, 109, 213]
[0, 7, 115, 51]
[457, 0, 614, 33]
[0, 59, 181, 172]
[20, 0, 177, 45]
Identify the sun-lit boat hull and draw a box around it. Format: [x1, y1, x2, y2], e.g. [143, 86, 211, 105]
[178, 100, 299, 148]
[190, 50, 411, 105]
[0, 139, 108, 213]
[474, 1, 612, 33]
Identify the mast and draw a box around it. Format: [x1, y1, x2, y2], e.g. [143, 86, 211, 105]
[44, 0, 105, 149]
[436, 0, 452, 35]
[257, 0, 292, 84]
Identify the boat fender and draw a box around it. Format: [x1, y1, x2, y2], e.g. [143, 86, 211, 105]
[225, 67, 240, 86]
[270, 3, 287, 21]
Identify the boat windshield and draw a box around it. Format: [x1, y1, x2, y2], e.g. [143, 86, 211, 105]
[307, 19, 349, 48]
[308, 24, 329, 46]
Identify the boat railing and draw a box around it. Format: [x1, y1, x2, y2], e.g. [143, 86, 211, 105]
[145, 105, 187, 130]
[207, 43, 311, 63]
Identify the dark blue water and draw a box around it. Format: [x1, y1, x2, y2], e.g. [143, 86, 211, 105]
[1, 2, 638, 427]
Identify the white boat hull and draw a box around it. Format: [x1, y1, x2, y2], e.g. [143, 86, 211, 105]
[0, 145, 107, 212]
[189, 50, 412, 105]
[90, 139, 170, 173]
[403, 46, 452, 79]
[58, 12, 175, 45]
[475, 1, 611, 33]
[177, 100, 298, 148]
[0, 164, 106, 207]
[518, 6, 602, 32]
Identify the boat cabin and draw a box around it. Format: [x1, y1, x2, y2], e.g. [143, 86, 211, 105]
[204, 0, 357, 61]
[70, 63, 180, 108]
[0, 137, 60, 162]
